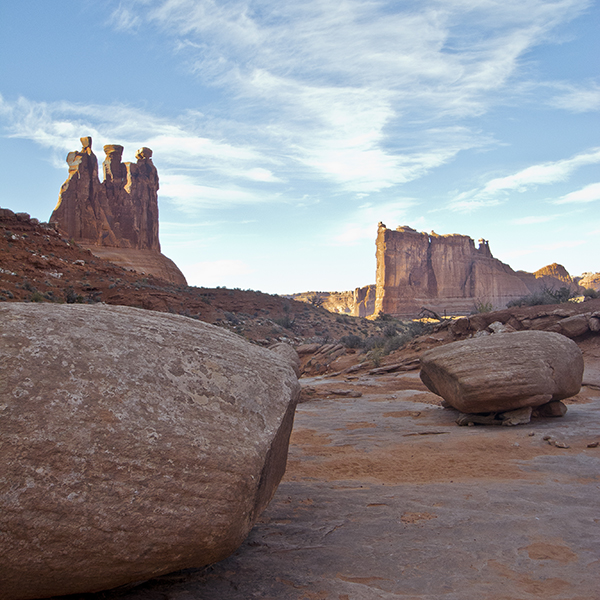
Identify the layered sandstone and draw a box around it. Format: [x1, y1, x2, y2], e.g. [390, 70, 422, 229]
[374, 224, 533, 318]
[50, 137, 186, 285]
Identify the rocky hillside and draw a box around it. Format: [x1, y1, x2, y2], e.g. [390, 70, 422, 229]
[0, 208, 384, 345]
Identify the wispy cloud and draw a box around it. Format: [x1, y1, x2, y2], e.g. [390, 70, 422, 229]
[0, 95, 285, 211]
[449, 147, 600, 210]
[160, 173, 277, 211]
[553, 181, 600, 204]
[125, 0, 592, 193]
[549, 81, 600, 112]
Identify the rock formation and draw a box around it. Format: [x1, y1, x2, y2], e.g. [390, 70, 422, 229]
[0, 302, 300, 600]
[577, 272, 600, 291]
[50, 137, 186, 285]
[373, 224, 578, 318]
[420, 330, 583, 414]
[352, 284, 376, 317]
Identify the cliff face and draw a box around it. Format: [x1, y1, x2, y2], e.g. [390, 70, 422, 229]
[352, 285, 376, 317]
[50, 138, 186, 286]
[374, 224, 532, 317]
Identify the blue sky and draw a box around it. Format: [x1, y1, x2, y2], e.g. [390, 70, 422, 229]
[1, 0, 598, 294]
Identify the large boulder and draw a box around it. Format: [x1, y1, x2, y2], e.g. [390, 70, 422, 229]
[419, 331, 583, 413]
[0, 303, 300, 600]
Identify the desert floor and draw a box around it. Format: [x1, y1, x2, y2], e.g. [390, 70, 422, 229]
[75, 337, 600, 600]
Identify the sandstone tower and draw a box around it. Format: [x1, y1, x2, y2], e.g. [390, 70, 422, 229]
[51, 137, 186, 286]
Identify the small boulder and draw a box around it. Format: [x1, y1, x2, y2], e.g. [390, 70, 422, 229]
[533, 401, 568, 418]
[420, 331, 583, 414]
[558, 314, 590, 338]
[0, 303, 300, 600]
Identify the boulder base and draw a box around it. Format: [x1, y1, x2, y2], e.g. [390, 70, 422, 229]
[0, 303, 299, 600]
[420, 331, 583, 413]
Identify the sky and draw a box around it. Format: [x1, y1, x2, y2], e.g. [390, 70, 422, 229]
[0, 0, 599, 294]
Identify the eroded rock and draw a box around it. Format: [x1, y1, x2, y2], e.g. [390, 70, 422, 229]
[420, 330, 583, 414]
[0, 303, 299, 600]
[373, 224, 577, 318]
[50, 137, 186, 285]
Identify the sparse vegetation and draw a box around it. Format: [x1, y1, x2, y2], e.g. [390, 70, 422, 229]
[506, 286, 575, 308]
[65, 287, 84, 304]
[473, 300, 493, 313]
[340, 334, 364, 349]
[308, 294, 324, 307]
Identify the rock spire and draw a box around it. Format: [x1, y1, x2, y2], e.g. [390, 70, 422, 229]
[50, 137, 186, 285]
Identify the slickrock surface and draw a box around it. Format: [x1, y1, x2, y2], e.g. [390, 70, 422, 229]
[50, 137, 186, 285]
[0, 303, 300, 600]
[419, 331, 584, 413]
[44, 337, 600, 600]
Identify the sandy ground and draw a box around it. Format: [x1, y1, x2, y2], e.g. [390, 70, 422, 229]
[71, 344, 600, 600]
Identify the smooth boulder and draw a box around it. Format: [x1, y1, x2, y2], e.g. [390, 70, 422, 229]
[0, 303, 300, 600]
[420, 330, 583, 413]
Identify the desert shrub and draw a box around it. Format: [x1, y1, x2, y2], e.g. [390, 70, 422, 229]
[382, 324, 397, 337]
[582, 287, 599, 299]
[473, 300, 493, 313]
[507, 286, 575, 308]
[30, 291, 44, 302]
[308, 294, 324, 307]
[65, 287, 84, 304]
[403, 320, 432, 337]
[383, 331, 413, 355]
[274, 315, 296, 330]
[363, 335, 385, 352]
[375, 312, 393, 321]
[336, 314, 351, 324]
[340, 334, 364, 349]
[223, 311, 239, 325]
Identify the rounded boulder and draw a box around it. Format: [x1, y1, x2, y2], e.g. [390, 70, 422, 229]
[419, 330, 583, 414]
[0, 303, 300, 600]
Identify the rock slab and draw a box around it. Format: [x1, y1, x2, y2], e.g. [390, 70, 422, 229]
[0, 303, 300, 600]
[419, 330, 583, 413]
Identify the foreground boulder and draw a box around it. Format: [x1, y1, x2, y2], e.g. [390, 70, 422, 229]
[420, 331, 583, 413]
[0, 303, 300, 600]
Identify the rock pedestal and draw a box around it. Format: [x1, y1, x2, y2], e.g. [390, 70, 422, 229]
[419, 330, 583, 413]
[0, 303, 299, 600]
